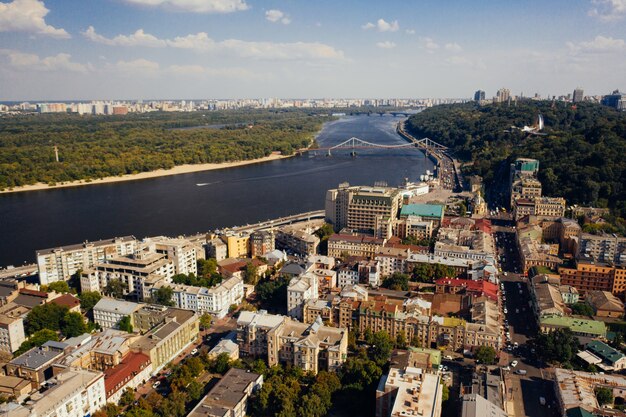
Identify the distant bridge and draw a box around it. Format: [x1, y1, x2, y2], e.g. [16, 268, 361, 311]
[313, 136, 447, 156]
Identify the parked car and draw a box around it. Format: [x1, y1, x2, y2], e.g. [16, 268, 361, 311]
[539, 397, 546, 406]
[152, 381, 161, 389]
[516, 369, 527, 375]
[191, 348, 198, 355]
[444, 355, 453, 360]
[510, 360, 518, 367]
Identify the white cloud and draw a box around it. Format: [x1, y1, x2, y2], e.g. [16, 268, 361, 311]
[111, 58, 160, 74]
[405, 29, 415, 35]
[0, 0, 69, 38]
[588, 0, 626, 20]
[83, 28, 345, 61]
[1, 50, 88, 72]
[567, 35, 625, 53]
[444, 42, 462, 52]
[419, 37, 439, 53]
[82, 26, 167, 47]
[120, 0, 248, 13]
[362, 18, 399, 32]
[376, 41, 396, 49]
[166, 64, 260, 79]
[265, 9, 290, 25]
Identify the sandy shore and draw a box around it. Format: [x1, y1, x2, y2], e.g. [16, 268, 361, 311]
[0, 153, 293, 194]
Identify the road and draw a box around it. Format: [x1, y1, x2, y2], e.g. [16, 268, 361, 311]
[0, 263, 37, 279]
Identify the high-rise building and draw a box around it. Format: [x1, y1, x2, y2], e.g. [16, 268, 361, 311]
[601, 90, 626, 111]
[325, 183, 403, 238]
[496, 88, 511, 103]
[474, 90, 485, 101]
[572, 88, 584, 103]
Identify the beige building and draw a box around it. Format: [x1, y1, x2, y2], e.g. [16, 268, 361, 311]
[143, 236, 201, 276]
[275, 226, 320, 256]
[586, 290, 625, 318]
[237, 311, 348, 374]
[221, 233, 250, 259]
[327, 233, 385, 258]
[130, 308, 199, 372]
[376, 367, 442, 417]
[325, 183, 403, 237]
[0, 308, 26, 353]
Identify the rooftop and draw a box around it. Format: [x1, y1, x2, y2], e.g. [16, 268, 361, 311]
[9, 345, 64, 369]
[586, 340, 625, 366]
[104, 352, 150, 396]
[540, 315, 607, 336]
[188, 368, 261, 417]
[36, 236, 135, 256]
[94, 298, 143, 316]
[401, 204, 444, 219]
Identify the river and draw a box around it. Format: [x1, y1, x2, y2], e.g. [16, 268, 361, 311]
[0, 115, 433, 266]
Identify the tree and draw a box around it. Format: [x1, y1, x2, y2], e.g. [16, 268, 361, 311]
[61, 311, 88, 337]
[104, 279, 126, 298]
[371, 331, 394, 366]
[45, 281, 70, 293]
[213, 352, 231, 374]
[532, 328, 580, 364]
[15, 329, 58, 356]
[395, 331, 408, 349]
[79, 291, 102, 312]
[25, 303, 69, 335]
[197, 258, 218, 277]
[382, 273, 409, 291]
[119, 388, 135, 407]
[187, 380, 204, 401]
[596, 386, 613, 406]
[475, 346, 497, 365]
[442, 383, 450, 402]
[244, 262, 259, 285]
[199, 313, 212, 330]
[119, 315, 133, 333]
[570, 303, 595, 317]
[152, 286, 174, 306]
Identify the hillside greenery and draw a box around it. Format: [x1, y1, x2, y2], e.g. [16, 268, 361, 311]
[0, 109, 335, 189]
[406, 101, 626, 216]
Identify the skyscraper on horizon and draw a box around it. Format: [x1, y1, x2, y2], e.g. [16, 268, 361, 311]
[474, 90, 485, 101]
[496, 88, 511, 103]
[573, 88, 584, 103]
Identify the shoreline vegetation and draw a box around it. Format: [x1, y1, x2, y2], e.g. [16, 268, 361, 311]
[0, 152, 295, 194]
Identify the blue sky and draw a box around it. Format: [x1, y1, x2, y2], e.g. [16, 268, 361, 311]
[0, 0, 625, 100]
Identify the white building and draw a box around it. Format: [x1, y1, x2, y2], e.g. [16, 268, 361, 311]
[144, 236, 201, 276]
[287, 273, 319, 320]
[337, 265, 359, 287]
[0, 313, 26, 353]
[4, 368, 106, 417]
[206, 238, 228, 262]
[36, 236, 136, 285]
[150, 276, 244, 318]
[375, 367, 442, 417]
[80, 250, 175, 300]
[93, 298, 144, 330]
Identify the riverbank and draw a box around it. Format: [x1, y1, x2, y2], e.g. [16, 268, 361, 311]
[0, 152, 293, 194]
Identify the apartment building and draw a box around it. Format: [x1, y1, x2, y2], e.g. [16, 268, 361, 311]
[394, 215, 434, 241]
[36, 236, 136, 285]
[103, 352, 152, 403]
[325, 183, 403, 237]
[149, 276, 244, 318]
[375, 246, 411, 277]
[237, 311, 348, 374]
[80, 250, 175, 300]
[249, 230, 275, 257]
[275, 226, 320, 256]
[0, 308, 26, 353]
[579, 233, 626, 265]
[221, 233, 250, 259]
[510, 176, 542, 208]
[559, 258, 622, 297]
[206, 237, 228, 261]
[287, 273, 319, 320]
[327, 233, 385, 258]
[375, 367, 442, 417]
[513, 196, 566, 220]
[399, 204, 445, 228]
[93, 298, 144, 330]
[144, 236, 201, 276]
[3, 368, 106, 417]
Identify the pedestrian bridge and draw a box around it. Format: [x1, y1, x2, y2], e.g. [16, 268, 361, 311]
[315, 136, 447, 155]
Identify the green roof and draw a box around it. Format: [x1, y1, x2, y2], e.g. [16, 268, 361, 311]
[566, 407, 595, 417]
[400, 204, 444, 219]
[586, 340, 625, 365]
[408, 347, 442, 365]
[540, 315, 607, 337]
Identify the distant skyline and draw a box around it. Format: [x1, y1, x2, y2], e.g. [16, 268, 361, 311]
[1, 0, 625, 100]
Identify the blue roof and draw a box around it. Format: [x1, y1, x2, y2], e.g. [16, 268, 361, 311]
[400, 204, 444, 218]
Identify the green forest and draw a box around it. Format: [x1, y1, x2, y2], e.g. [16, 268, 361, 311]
[406, 101, 626, 216]
[0, 109, 334, 189]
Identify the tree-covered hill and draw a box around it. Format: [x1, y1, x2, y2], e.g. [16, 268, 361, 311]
[0, 109, 333, 190]
[406, 101, 626, 215]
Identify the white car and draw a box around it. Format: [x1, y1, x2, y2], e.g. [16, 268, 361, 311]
[191, 348, 198, 355]
[444, 355, 453, 360]
[152, 381, 161, 389]
[510, 360, 518, 367]
[504, 308, 508, 314]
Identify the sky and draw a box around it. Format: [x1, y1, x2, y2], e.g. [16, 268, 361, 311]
[0, 0, 625, 100]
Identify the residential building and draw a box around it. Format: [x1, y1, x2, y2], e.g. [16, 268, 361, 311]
[375, 367, 442, 417]
[3, 368, 106, 417]
[461, 393, 508, 417]
[208, 334, 240, 360]
[221, 232, 250, 259]
[325, 183, 403, 237]
[496, 88, 510, 103]
[360, 260, 382, 287]
[337, 263, 359, 287]
[0, 309, 26, 353]
[554, 368, 626, 416]
[132, 304, 170, 333]
[560, 285, 580, 305]
[6, 342, 66, 389]
[327, 233, 385, 258]
[517, 231, 561, 273]
[188, 368, 263, 417]
[149, 276, 244, 318]
[513, 196, 566, 220]
[129, 308, 199, 372]
[579, 233, 626, 265]
[93, 298, 144, 330]
[375, 246, 411, 277]
[103, 352, 152, 403]
[578, 340, 626, 371]
[559, 258, 622, 298]
[80, 249, 175, 300]
[206, 238, 228, 261]
[585, 290, 625, 318]
[474, 90, 485, 101]
[49, 293, 81, 312]
[394, 215, 434, 241]
[510, 176, 542, 208]
[529, 275, 568, 320]
[399, 204, 445, 227]
[249, 230, 275, 257]
[275, 226, 320, 256]
[237, 311, 348, 374]
[0, 376, 31, 400]
[287, 273, 318, 320]
[144, 236, 201, 276]
[601, 89, 626, 111]
[36, 236, 136, 285]
[54, 329, 134, 372]
[572, 88, 584, 103]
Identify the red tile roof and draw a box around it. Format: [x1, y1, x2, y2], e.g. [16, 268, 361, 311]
[19, 288, 48, 298]
[50, 294, 80, 309]
[104, 352, 151, 397]
[435, 278, 498, 301]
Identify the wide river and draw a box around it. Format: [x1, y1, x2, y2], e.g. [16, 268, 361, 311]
[0, 115, 433, 266]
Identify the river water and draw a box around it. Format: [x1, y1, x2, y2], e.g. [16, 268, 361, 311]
[0, 115, 433, 266]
